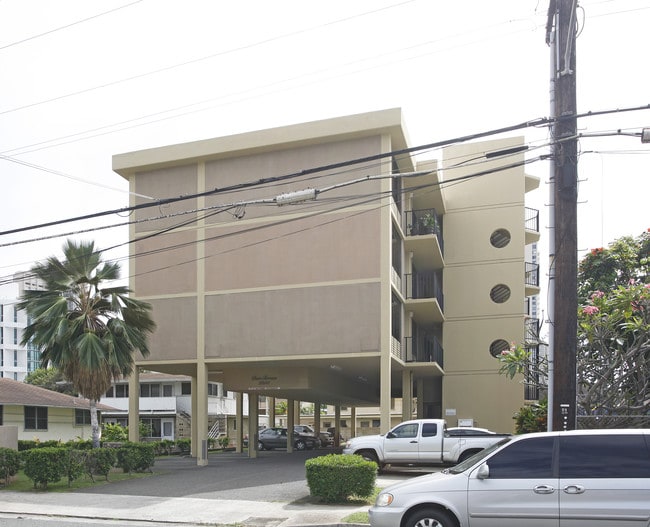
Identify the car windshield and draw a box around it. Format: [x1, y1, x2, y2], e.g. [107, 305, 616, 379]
[446, 436, 512, 474]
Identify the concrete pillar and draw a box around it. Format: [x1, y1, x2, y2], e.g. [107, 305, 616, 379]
[287, 398, 295, 453]
[248, 393, 258, 459]
[235, 392, 243, 453]
[190, 376, 198, 458]
[313, 400, 321, 443]
[349, 406, 356, 441]
[196, 363, 208, 466]
[128, 367, 140, 442]
[334, 405, 341, 447]
[402, 370, 413, 421]
[268, 397, 276, 428]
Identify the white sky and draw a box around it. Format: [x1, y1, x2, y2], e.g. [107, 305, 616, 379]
[1, 0, 649, 286]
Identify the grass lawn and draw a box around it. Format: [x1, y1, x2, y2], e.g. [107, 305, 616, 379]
[1, 469, 153, 492]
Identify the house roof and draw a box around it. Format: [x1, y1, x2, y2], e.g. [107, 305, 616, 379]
[0, 378, 116, 411]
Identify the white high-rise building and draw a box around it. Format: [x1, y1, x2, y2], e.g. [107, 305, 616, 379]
[0, 272, 44, 381]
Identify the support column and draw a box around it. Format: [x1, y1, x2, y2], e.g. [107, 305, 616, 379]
[235, 392, 243, 453]
[196, 362, 208, 466]
[416, 379, 424, 419]
[287, 398, 295, 453]
[128, 367, 140, 442]
[268, 397, 276, 428]
[248, 393, 258, 459]
[334, 405, 341, 447]
[349, 407, 356, 442]
[190, 376, 197, 457]
[313, 400, 321, 445]
[402, 370, 413, 421]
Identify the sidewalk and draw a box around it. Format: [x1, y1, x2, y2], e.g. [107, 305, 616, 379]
[0, 489, 370, 526]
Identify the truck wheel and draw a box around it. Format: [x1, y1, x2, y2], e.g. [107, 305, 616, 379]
[358, 450, 379, 465]
[258, 441, 265, 451]
[295, 439, 306, 450]
[457, 449, 480, 463]
[405, 507, 456, 527]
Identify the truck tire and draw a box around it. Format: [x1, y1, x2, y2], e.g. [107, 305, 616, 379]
[358, 450, 379, 465]
[405, 507, 457, 527]
[457, 449, 481, 463]
[295, 439, 306, 450]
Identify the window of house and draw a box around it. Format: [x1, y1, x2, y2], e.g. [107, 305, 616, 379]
[360, 421, 369, 428]
[13, 306, 18, 323]
[207, 383, 218, 396]
[0, 348, 3, 367]
[105, 386, 114, 397]
[113, 384, 129, 397]
[140, 383, 160, 397]
[163, 384, 173, 397]
[25, 406, 48, 430]
[0, 304, 3, 322]
[372, 420, 380, 428]
[13, 350, 18, 367]
[13, 328, 18, 345]
[140, 418, 162, 438]
[1, 327, 3, 344]
[75, 409, 91, 426]
[181, 382, 191, 395]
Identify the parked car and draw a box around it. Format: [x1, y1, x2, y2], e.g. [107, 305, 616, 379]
[369, 429, 650, 527]
[294, 425, 331, 447]
[258, 427, 319, 451]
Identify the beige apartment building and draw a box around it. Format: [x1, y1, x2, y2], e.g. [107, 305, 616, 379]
[113, 108, 540, 464]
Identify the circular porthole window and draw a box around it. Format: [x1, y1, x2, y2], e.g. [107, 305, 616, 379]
[490, 228, 511, 248]
[489, 339, 510, 358]
[490, 284, 511, 303]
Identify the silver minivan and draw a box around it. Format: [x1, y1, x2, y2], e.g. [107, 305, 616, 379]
[369, 429, 650, 527]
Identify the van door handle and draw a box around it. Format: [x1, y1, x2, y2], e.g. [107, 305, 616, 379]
[564, 485, 585, 494]
[410, 440, 418, 443]
[534, 485, 555, 494]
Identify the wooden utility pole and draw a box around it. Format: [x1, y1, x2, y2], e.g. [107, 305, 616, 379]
[550, 0, 578, 431]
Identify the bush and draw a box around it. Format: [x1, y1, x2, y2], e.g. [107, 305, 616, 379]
[102, 422, 128, 442]
[62, 449, 86, 487]
[18, 439, 62, 451]
[514, 398, 548, 434]
[116, 442, 155, 474]
[305, 454, 376, 503]
[176, 438, 191, 453]
[22, 447, 67, 489]
[85, 448, 117, 481]
[0, 447, 21, 485]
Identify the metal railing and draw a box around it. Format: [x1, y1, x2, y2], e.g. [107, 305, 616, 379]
[525, 262, 540, 287]
[404, 335, 444, 367]
[525, 318, 540, 344]
[405, 271, 444, 310]
[405, 208, 444, 254]
[525, 207, 539, 232]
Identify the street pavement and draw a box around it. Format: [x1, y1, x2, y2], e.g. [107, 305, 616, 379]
[0, 449, 436, 526]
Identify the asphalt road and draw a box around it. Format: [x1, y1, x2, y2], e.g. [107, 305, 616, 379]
[74, 448, 336, 502]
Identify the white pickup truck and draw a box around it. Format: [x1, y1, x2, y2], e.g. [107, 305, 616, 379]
[342, 419, 508, 469]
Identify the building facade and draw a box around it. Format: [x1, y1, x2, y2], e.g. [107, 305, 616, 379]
[0, 272, 44, 382]
[113, 109, 540, 463]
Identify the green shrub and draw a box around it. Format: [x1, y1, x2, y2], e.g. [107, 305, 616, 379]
[22, 447, 67, 489]
[102, 422, 128, 442]
[0, 447, 21, 485]
[514, 398, 548, 434]
[305, 454, 376, 503]
[65, 438, 93, 450]
[116, 442, 155, 473]
[176, 438, 191, 453]
[85, 448, 117, 481]
[153, 439, 175, 456]
[62, 449, 86, 487]
[218, 436, 229, 449]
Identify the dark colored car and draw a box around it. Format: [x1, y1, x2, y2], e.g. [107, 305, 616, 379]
[258, 427, 319, 451]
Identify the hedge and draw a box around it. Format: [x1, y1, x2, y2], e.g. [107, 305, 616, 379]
[0, 447, 21, 485]
[305, 454, 376, 502]
[116, 442, 155, 473]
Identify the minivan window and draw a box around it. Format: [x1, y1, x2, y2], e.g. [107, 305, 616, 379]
[485, 437, 554, 478]
[560, 434, 650, 478]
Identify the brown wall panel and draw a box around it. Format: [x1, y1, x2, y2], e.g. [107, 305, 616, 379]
[145, 296, 197, 361]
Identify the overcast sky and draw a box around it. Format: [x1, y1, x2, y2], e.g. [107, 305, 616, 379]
[1, 0, 649, 286]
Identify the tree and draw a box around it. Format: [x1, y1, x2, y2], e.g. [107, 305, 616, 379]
[578, 231, 649, 304]
[499, 232, 650, 423]
[19, 240, 155, 447]
[24, 367, 75, 395]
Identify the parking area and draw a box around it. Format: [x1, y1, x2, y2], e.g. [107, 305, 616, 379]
[73, 449, 438, 502]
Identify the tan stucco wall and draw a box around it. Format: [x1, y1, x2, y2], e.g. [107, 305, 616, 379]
[2, 405, 94, 442]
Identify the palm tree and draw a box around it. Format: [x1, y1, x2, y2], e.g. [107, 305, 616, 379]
[19, 240, 155, 447]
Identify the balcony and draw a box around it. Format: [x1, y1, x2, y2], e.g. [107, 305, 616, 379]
[525, 207, 540, 244]
[404, 272, 444, 323]
[405, 335, 444, 367]
[525, 318, 540, 345]
[525, 262, 540, 296]
[404, 208, 444, 270]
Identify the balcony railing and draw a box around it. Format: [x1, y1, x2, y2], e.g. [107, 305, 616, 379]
[525, 207, 539, 233]
[525, 318, 540, 345]
[405, 271, 444, 311]
[404, 335, 444, 367]
[405, 208, 444, 254]
[525, 262, 540, 288]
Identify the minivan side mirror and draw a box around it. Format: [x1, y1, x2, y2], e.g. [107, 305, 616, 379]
[476, 463, 490, 480]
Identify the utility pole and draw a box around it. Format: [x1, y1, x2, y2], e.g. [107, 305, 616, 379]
[549, 0, 578, 431]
